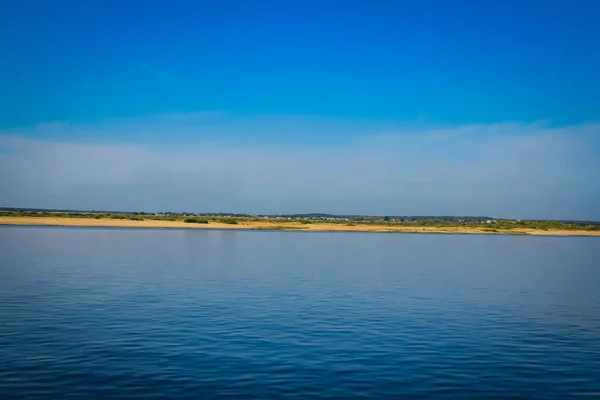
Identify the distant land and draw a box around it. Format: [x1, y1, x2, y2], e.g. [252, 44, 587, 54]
[1, 207, 599, 236]
[2, 206, 599, 224]
[1, 206, 498, 223]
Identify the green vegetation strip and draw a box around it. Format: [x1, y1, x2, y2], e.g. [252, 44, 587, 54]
[1, 211, 598, 231]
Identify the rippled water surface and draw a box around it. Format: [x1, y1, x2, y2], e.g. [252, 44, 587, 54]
[1, 226, 600, 399]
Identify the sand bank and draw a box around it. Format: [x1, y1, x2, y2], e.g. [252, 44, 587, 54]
[1, 216, 599, 236]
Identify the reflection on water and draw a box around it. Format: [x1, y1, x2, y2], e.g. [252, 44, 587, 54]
[1, 226, 599, 399]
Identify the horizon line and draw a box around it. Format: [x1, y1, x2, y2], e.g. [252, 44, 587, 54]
[2, 207, 599, 223]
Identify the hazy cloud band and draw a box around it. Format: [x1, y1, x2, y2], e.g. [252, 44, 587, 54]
[1, 118, 599, 220]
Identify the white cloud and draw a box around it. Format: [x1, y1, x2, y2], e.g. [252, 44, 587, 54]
[0, 118, 599, 220]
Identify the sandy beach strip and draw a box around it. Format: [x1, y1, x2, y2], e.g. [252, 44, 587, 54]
[1, 216, 599, 236]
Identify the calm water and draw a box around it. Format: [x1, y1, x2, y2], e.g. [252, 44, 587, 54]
[1, 226, 599, 399]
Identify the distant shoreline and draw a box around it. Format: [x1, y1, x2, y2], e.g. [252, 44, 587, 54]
[1, 216, 599, 236]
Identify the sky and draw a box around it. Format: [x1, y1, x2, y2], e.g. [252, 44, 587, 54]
[1, 0, 599, 219]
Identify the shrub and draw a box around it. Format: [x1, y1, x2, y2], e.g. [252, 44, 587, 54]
[184, 217, 209, 224]
[218, 218, 238, 224]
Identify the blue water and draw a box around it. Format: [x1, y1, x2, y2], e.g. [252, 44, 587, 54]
[1, 226, 599, 399]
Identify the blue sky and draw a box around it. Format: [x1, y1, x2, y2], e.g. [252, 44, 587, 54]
[1, 1, 599, 219]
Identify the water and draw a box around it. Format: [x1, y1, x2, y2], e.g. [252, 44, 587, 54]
[1, 226, 599, 399]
